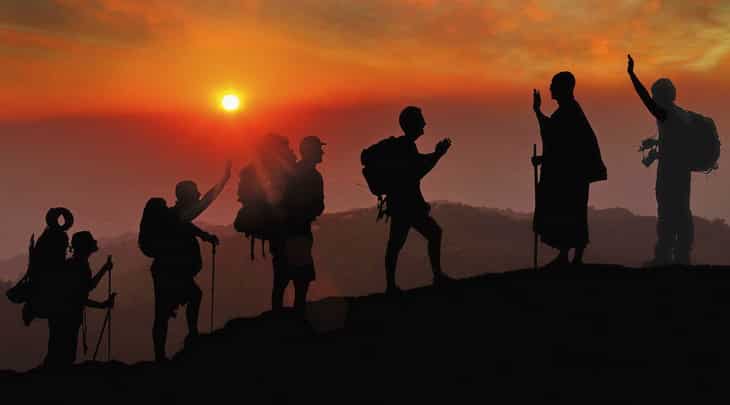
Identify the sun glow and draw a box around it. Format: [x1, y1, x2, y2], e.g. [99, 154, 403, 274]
[221, 94, 241, 112]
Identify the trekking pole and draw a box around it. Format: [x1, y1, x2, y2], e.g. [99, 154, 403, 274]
[210, 243, 216, 334]
[93, 309, 110, 361]
[107, 264, 112, 361]
[532, 144, 539, 271]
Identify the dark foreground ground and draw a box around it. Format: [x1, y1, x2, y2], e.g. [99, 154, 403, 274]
[3, 264, 730, 404]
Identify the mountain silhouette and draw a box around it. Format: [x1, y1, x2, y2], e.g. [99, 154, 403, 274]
[3, 263, 730, 403]
[1, 202, 730, 371]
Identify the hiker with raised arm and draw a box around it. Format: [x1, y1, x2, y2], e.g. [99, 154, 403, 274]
[281, 136, 326, 317]
[627, 54, 719, 266]
[531, 72, 607, 268]
[44, 231, 115, 368]
[361, 106, 455, 295]
[140, 162, 230, 362]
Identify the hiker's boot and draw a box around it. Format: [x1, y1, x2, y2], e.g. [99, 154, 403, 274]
[433, 272, 455, 287]
[385, 284, 403, 296]
[184, 332, 200, 348]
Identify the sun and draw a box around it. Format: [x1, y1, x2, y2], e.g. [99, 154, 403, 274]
[221, 94, 241, 112]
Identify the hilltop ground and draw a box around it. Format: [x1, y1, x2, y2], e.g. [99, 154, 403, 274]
[3, 263, 730, 404]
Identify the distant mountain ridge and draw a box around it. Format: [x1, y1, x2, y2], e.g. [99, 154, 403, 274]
[1, 202, 729, 371]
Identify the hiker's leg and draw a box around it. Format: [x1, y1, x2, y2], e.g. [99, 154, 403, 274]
[654, 175, 673, 265]
[573, 245, 585, 265]
[293, 278, 310, 315]
[385, 218, 410, 289]
[412, 215, 443, 276]
[270, 239, 288, 311]
[675, 172, 693, 265]
[44, 318, 59, 367]
[67, 314, 82, 365]
[152, 274, 170, 361]
[185, 281, 202, 337]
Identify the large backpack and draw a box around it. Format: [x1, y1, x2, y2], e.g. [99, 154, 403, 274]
[360, 137, 408, 220]
[8, 208, 74, 325]
[234, 135, 295, 260]
[138, 197, 177, 259]
[684, 111, 720, 173]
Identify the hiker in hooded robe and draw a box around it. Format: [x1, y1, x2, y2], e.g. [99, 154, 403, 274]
[531, 71, 607, 267]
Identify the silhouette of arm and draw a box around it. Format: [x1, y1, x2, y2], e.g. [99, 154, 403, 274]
[188, 223, 217, 244]
[89, 257, 112, 291]
[309, 173, 325, 219]
[178, 162, 232, 222]
[85, 299, 107, 309]
[627, 55, 667, 121]
[533, 89, 551, 138]
[416, 152, 442, 179]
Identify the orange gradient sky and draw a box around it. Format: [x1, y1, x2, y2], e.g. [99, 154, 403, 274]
[2, 1, 730, 261]
[2, 0, 730, 118]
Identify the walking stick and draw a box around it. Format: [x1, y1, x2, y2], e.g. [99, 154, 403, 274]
[107, 264, 112, 361]
[210, 243, 216, 334]
[93, 257, 113, 361]
[533, 144, 539, 271]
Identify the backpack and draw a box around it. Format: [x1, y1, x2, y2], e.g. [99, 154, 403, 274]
[360, 137, 408, 220]
[685, 111, 720, 173]
[234, 135, 295, 260]
[138, 198, 176, 259]
[11, 208, 74, 325]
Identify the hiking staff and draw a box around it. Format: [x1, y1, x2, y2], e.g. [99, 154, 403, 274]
[532, 143, 539, 270]
[210, 243, 216, 334]
[107, 260, 112, 361]
[93, 256, 114, 361]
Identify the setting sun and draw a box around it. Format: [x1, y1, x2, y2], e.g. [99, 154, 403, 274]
[221, 94, 241, 112]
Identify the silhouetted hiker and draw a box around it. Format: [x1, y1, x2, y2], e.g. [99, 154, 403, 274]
[8, 208, 75, 326]
[532, 72, 607, 267]
[362, 106, 454, 295]
[627, 55, 720, 266]
[44, 231, 115, 369]
[142, 162, 230, 362]
[234, 134, 297, 312]
[280, 136, 326, 316]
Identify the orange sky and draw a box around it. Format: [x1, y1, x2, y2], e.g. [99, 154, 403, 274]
[2, 0, 730, 118]
[2, 1, 730, 261]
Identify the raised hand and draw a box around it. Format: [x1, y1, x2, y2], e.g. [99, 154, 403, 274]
[627, 54, 634, 74]
[102, 255, 114, 273]
[435, 138, 452, 156]
[532, 89, 541, 112]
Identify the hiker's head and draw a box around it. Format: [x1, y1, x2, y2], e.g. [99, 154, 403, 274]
[300, 136, 326, 164]
[399, 106, 426, 140]
[175, 181, 201, 206]
[70, 231, 98, 257]
[651, 78, 676, 107]
[550, 71, 576, 101]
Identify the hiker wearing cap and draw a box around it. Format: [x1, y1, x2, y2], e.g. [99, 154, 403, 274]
[150, 162, 230, 362]
[43, 231, 115, 368]
[279, 136, 326, 315]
